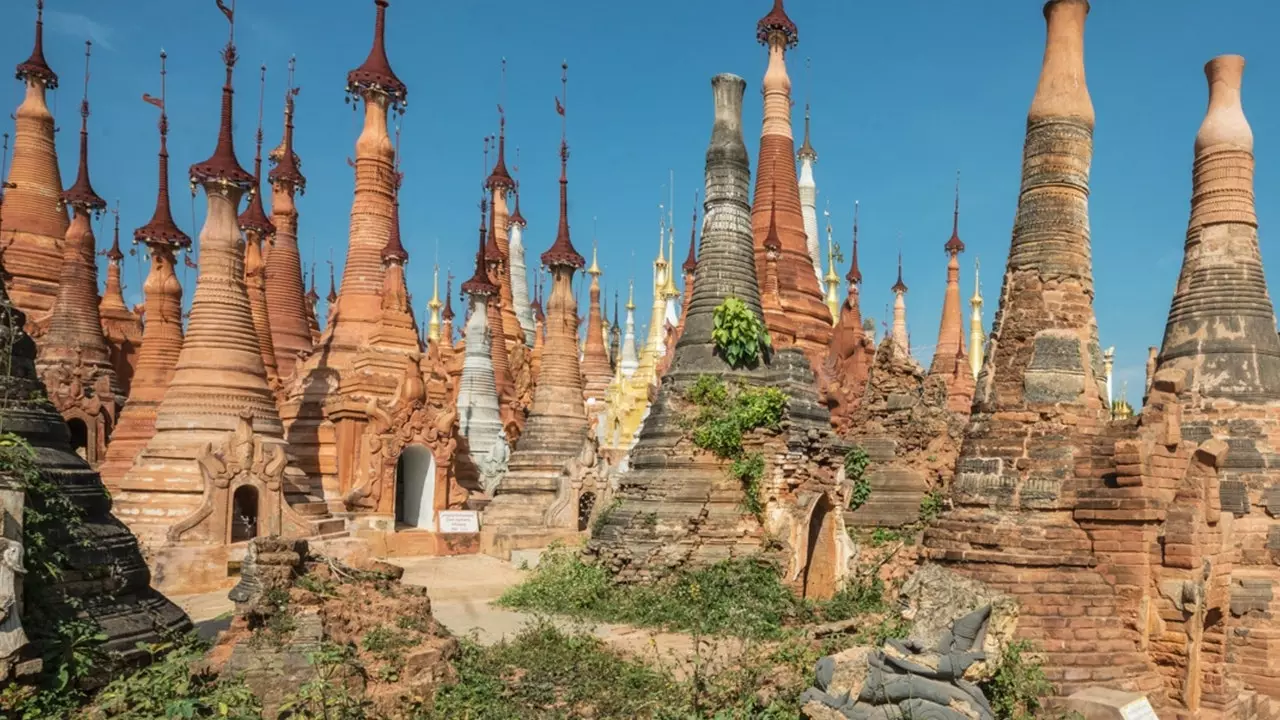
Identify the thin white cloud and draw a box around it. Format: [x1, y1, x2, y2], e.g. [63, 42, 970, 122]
[45, 10, 115, 51]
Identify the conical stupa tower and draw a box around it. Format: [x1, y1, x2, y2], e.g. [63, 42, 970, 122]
[482, 65, 590, 557]
[590, 74, 847, 597]
[581, 244, 612, 408]
[2, 1, 69, 327]
[797, 103, 822, 284]
[426, 264, 443, 343]
[456, 199, 504, 461]
[36, 41, 123, 469]
[441, 272, 456, 349]
[620, 280, 639, 377]
[968, 259, 984, 379]
[99, 208, 143, 397]
[115, 9, 329, 594]
[889, 253, 909, 356]
[675, 202, 699, 344]
[486, 97, 524, 351]
[266, 56, 312, 379]
[750, 0, 831, 362]
[822, 202, 874, 432]
[281, 0, 408, 498]
[508, 180, 536, 346]
[929, 177, 967, 376]
[100, 51, 192, 492]
[924, 0, 1155, 692]
[483, 157, 517, 406]
[609, 290, 622, 369]
[240, 65, 280, 390]
[822, 208, 840, 322]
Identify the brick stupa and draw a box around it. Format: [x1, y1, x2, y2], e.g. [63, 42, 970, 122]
[99, 51, 191, 492]
[928, 179, 975, 413]
[581, 245, 612, 410]
[481, 66, 594, 558]
[750, 0, 831, 364]
[2, 1, 69, 330]
[35, 41, 123, 469]
[821, 204, 874, 434]
[281, 0, 409, 501]
[98, 211, 142, 398]
[239, 65, 280, 391]
[265, 58, 312, 380]
[589, 74, 850, 599]
[924, 0, 1165, 697]
[114, 10, 334, 594]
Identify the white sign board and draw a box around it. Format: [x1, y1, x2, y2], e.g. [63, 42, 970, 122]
[437, 510, 480, 534]
[1120, 698, 1159, 720]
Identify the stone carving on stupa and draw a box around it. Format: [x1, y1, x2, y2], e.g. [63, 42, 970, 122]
[2, 1, 69, 332]
[113, 7, 335, 594]
[280, 0, 412, 502]
[927, 177, 975, 414]
[588, 73, 851, 600]
[266, 57, 312, 381]
[750, 0, 832, 365]
[481, 64, 602, 559]
[240, 65, 281, 393]
[820, 202, 874, 434]
[99, 51, 192, 492]
[35, 41, 124, 470]
[0, 247, 191, 666]
[922, 0, 1168, 700]
[98, 209, 143, 398]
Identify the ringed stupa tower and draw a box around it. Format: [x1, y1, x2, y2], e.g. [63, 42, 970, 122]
[486, 85, 525, 351]
[99, 208, 143, 397]
[508, 178, 536, 345]
[889, 253, 909, 356]
[2, 0, 69, 328]
[100, 51, 192, 492]
[240, 65, 280, 389]
[797, 101, 822, 284]
[115, 5, 328, 594]
[581, 243, 612, 409]
[36, 41, 123, 468]
[266, 57, 312, 379]
[456, 197, 504, 462]
[968, 259, 984, 379]
[281, 0, 408, 499]
[750, 0, 831, 362]
[482, 64, 590, 557]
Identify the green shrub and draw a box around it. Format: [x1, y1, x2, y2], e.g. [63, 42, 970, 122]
[731, 453, 765, 519]
[683, 377, 786, 515]
[711, 297, 771, 368]
[844, 446, 871, 510]
[919, 488, 946, 523]
[982, 639, 1055, 720]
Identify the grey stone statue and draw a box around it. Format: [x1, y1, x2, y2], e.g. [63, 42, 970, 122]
[478, 429, 511, 496]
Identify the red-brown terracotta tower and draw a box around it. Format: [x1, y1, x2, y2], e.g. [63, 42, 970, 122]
[100, 51, 192, 492]
[266, 56, 312, 379]
[483, 140, 516, 404]
[581, 242, 611, 409]
[240, 64, 280, 390]
[929, 175, 975, 411]
[36, 41, 123, 468]
[2, 0, 69, 328]
[482, 63, 590, 557]
[675, 199, 699, 345]
[823, 201, 874, 432]
[750, 0, 831, 363]
[99, 206, 143, 396]
[114, 7, 325, 591]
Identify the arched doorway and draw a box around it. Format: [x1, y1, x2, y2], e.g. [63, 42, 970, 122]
[395, 445, 436, 530]
[67, 418, 89, 461]
[231, 486, 259, 543]
[801, 494, 838, 600]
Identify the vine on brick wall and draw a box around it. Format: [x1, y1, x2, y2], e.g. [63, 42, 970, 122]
[684, 376, 786, 519]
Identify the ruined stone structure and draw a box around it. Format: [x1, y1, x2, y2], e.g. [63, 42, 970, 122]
[98, 213, 142, 398]
[928, 182, 975, 414]
[482, 70, 598, 558]
[281, 0, 411, 502]
[99, 51, 191, 492]
[589, 74, 851, 600]
[750, 0, 832, 363]
[2, 1, 68, 330]
[114, 12, 334, 594]
[0, 256, 191, 664]
[581, 246, 612, 411]
[240, 66, 280, 391]
[822, 206, 875, 434]
[797, 104, 822, 284]
[923, 0, 1168, 702]
[35, 42, 123, 469]
[266, 58, 312, 381]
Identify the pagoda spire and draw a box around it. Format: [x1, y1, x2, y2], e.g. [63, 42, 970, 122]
[890, 250, 909, 355]
[38, 39, 121, 466]
[98, 201, 142, 397]
[582, 234, 611, 407]
[969, 258, 983, 379]
[485, 62, 524, 351]
[751, 0, 830, 361]
[609, 288, 622, 369]
[797, 57, 822, 284]
[929, 171, 967, 378]
[427, 264, 443, 343]
[100, 50, 192, 489]
[265, 55, 312, 378]
[241, 63, 279, 387]
[4, 0, 70, 323]
[100, 204, 129, 312]
[840, 200, 864, 331]
[508, 162, 536, 345]
[675, 195, 699, 344]
[456, 191, 503, 459]
[620, 279, 639, 377]
[822, 203, 839, 323]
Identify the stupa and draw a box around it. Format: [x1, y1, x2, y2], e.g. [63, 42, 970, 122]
[797, 102, 822, 283]
[240, 65, 280, 391]
[508, 180, 536, 346]
[99, 51, 192, 492]
[2, 1, 69, 329]
[113, 6, 336, 594]
[821, 203, 874, 433]
[581, 244, 612, 410]
[968, 260, 984, 379]
[35, 41, 123, 469]
[589, 73, 850, 600]
[98, 210, 143, 397]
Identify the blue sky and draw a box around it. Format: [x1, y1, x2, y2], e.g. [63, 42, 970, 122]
[4, 0, 1280, 400]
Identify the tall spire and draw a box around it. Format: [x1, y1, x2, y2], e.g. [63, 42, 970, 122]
[15, 0, 58, 88]
[268, 56, 305, 189]
[382, 127, 408, 264]
[345, 0, 407, 108]
[238, 63, 275, 236]
[188, 0, 254, 189]
[930, 171, 968, 377]
[541, 62, 584, 270]
[427, 263, 443, 342]
[60, 42, 105, 212]
[969, 257, 984, 380]
[442, 271, 455, 322]
[485, 59, 515, 193]
[822, 203, 839, 322]
[683, 199, 699, 275]
[891, 250, 909, 355]
[136, 51, 190, 248]
[846, 201, 862, 285]
[892, 251, 907, 293]
[462, 194, 498, 297]
[945, 171, 965, 254]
